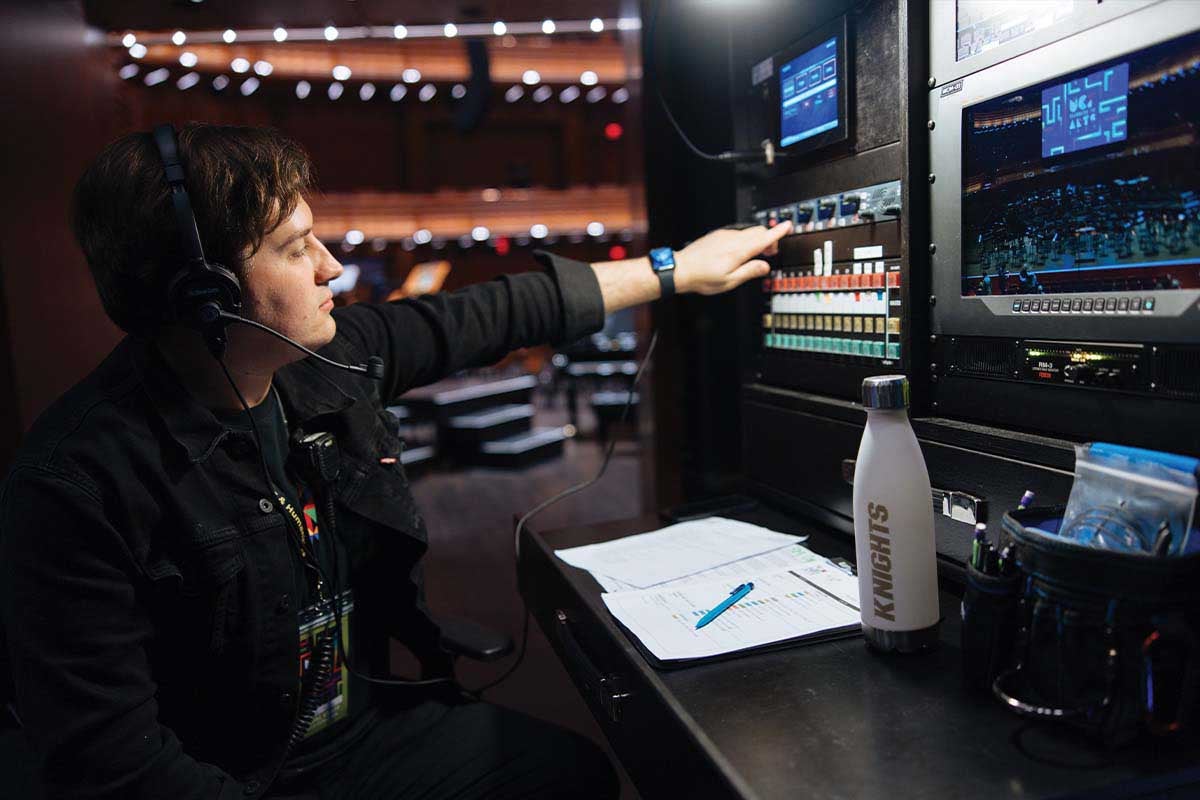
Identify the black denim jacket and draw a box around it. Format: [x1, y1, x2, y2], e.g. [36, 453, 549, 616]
[0, 252, 604, 799]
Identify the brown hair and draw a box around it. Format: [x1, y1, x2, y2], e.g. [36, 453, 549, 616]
[71, 122, 316, 335]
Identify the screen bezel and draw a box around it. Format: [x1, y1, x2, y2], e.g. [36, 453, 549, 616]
[928, 5, 1200, 345]
[772, 14, 851, 157]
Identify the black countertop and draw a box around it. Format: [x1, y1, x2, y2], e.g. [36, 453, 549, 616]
[521, 505, 1200, 800]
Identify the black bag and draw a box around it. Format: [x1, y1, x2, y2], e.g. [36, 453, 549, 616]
[975, 506, 1200, 747]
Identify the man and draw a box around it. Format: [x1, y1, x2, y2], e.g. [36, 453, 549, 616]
[0, 123, 792, 799]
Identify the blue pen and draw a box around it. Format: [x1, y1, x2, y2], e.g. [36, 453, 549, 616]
[695, 582, 755, 630]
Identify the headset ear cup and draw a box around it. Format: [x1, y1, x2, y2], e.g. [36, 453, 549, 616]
[166, 261, 242, 328]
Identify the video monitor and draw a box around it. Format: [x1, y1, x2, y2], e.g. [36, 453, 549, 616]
[775, 16, 849, 156]
[960, 30, 1200, 297]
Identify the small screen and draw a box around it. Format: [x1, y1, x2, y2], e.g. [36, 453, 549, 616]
[779, 36, 839, 148]
[960, 31, 1200, 297]
[1041, 63, 1128, 157]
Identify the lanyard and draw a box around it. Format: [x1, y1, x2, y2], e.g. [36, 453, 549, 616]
[269, 386, 329, 603]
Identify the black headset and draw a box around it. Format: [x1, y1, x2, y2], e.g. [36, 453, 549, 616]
[153, 124, 243, 358]
[150, 123, 383, 379]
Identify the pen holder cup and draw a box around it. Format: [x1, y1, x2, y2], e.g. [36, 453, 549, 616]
[960, 561, 1020, 693]
[987, 506, 1200, 747]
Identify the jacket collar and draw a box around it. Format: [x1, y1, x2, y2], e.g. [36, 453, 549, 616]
[131, 336, 357, 464]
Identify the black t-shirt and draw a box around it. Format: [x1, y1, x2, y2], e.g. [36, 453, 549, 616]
[213, 388, 375, 763]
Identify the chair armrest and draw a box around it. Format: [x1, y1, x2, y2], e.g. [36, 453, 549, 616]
[437, 616, 514, 662]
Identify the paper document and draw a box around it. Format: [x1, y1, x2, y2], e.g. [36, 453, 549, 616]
[601, 562, 861, 662]
[555, 517, 806, 590]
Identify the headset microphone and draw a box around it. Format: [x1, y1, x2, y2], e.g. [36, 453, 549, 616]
[216, 310, 385, 380]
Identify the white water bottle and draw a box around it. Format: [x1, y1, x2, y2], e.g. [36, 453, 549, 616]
[852, 375, 940, 652]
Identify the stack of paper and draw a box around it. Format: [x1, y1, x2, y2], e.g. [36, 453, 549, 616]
[555, 518, 861, 663]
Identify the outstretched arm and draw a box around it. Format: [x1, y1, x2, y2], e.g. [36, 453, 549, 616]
[590, 221, 794, 314]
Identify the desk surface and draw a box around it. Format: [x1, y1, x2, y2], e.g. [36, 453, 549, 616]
[520, 507, 1200, 800]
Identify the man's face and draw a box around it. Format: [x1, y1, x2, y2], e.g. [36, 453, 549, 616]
[240, 197, 343, 355]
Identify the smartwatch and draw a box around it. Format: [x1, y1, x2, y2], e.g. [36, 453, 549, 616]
[648, 247, 676, 298]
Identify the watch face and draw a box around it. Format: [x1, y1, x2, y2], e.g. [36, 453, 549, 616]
[650, 247, 675, 271]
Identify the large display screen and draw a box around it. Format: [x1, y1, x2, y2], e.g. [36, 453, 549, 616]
[779, 36, 840, 148]
[956, 0, 1079, 62]
[960, 31, 1200, 297]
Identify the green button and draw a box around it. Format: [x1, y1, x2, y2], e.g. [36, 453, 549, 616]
[887, 343, 900, 360]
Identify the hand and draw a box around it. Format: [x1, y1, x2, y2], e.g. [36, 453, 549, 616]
[674, 221, 794, 296]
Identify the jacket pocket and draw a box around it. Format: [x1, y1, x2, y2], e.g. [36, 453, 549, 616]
[166, 525, 246, 657]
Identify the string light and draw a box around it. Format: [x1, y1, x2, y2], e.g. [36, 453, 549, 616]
[471, 226, 490, 242]
[273, 27, 288, 42]
[324, 25, 339, 41]
[230, 58, 250, 73]
[402, 68, 421, 83]
[522, 69, 540, 85]
[331, 64, 351, 80]
[345, 229, 365, 246]
[580, 70, 598, 86]
[359, 82, 375, 100]
[504, 85, 524, 102]
[444, 23, 458, 38]
[530, 223, 548, 239]
[587, 222, 605, 237]
[179, 51, 198, 67]
[240, 77, 260, 95]
[393, 24, 408, 39]
[389, 83, 407, 101]
[532, 85, 552, 103]
[212, 75, 229, 90]
[176, 72, 201, 90]
[222, 29, 236, 43]
[413, 229, 432, 245]
[559, 86, 580, 103]
[542, 19, 556, 34]
[493, 21, 507, 35]
[122, 33, 136, 48]
[296, 80, 311, 99]
[144, 68, 169, 86]
[118, 64, 139, 80]
[171, 30, 187, 46]
[328, 82, 344, 100]
[129, 43, 147, 58]
[612, 87, 630, 104]
[451, 83, 466, 99]
[418, 83, 437, 102]
[590, 18, 604, 32]
[253, 60, 273, 76]
[586, 87, 607, 103]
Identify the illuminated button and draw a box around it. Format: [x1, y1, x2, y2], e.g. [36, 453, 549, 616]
[1012, 300, 1021, 312]
[1143, 298, 1156, 312]
[1082, 298, 1094, 312]
[1070, 299, 1082, 312]
[1117, 297, 1129, 311]
[1020, 300, 1031, 311]
[1050, 299, 1062, 312]
[1105, 298, 1117, 311]
[1130, 297, 1141, 311]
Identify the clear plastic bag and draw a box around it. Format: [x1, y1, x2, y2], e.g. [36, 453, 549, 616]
[1061, 443, 1199, 556]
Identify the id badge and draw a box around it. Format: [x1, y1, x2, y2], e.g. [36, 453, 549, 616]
[296, 591, 353, 739]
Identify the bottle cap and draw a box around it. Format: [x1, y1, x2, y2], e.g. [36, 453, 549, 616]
[861, 375, 909, 409]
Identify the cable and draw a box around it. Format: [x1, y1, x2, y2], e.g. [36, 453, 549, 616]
[470, 330, 660, 695]
[646, 0, 783, 164]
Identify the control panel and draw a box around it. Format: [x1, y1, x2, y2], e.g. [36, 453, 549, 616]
[763, 258, 903, 361]
[754, 180, 902, 233]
